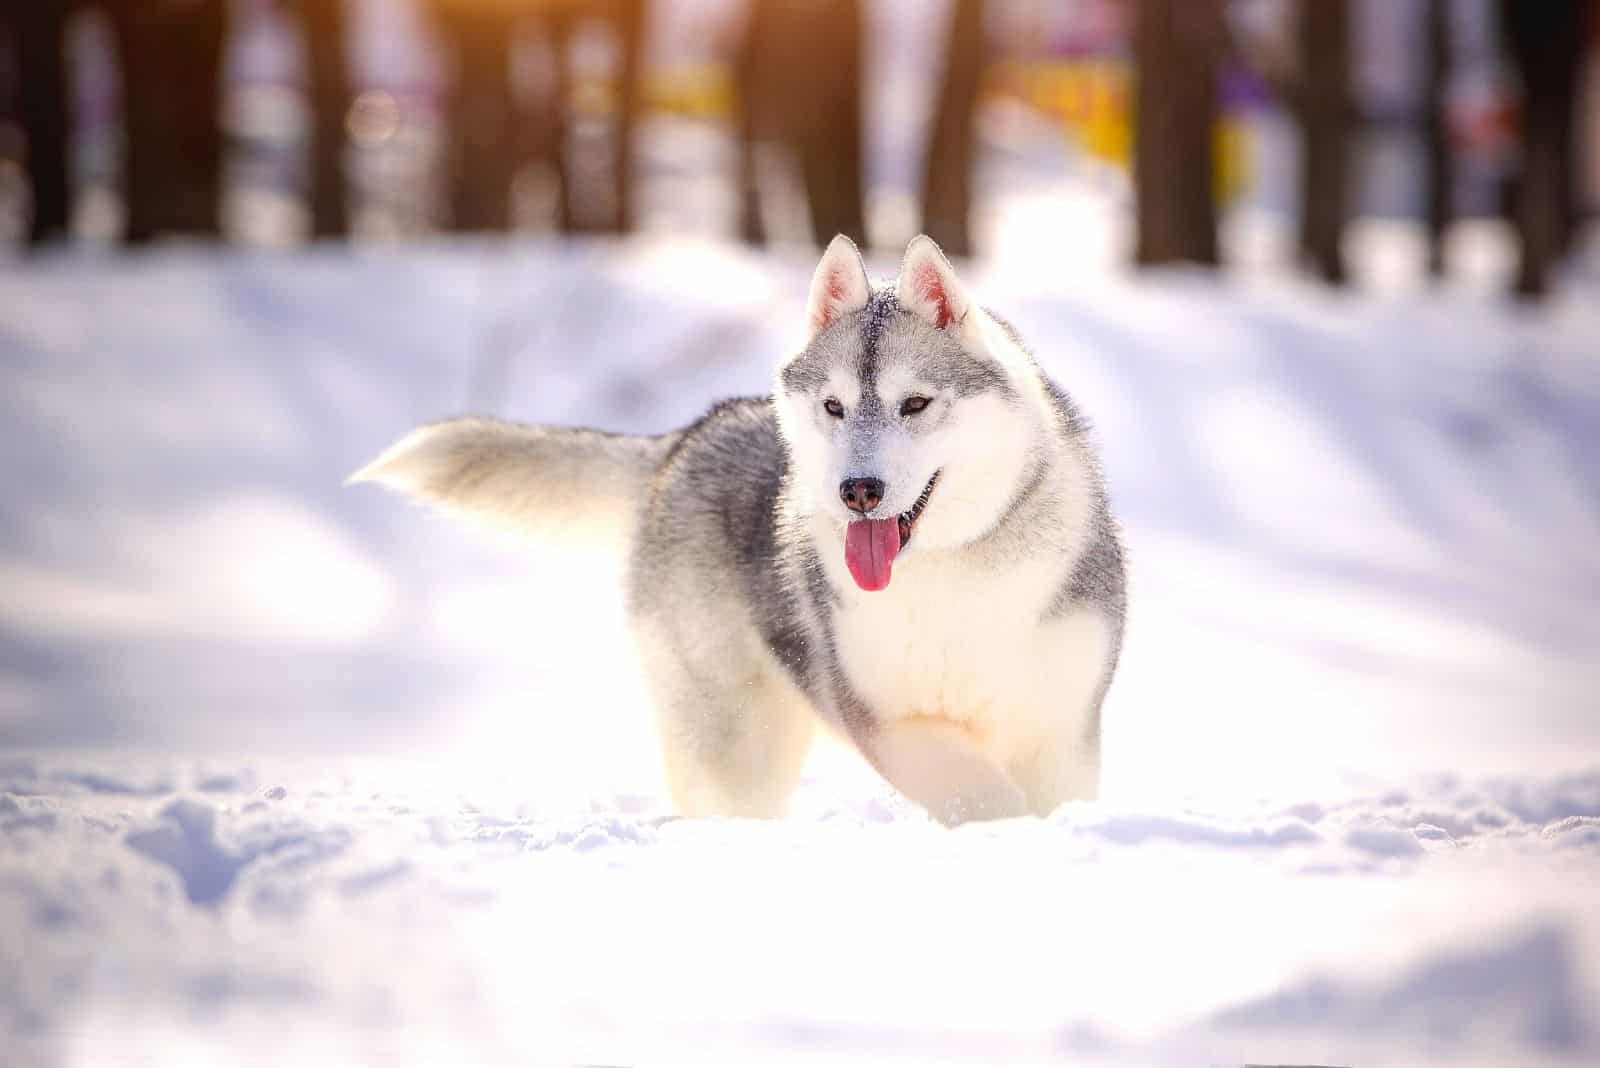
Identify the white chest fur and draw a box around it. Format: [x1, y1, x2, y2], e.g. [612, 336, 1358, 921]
[826, 543, 1112, 763]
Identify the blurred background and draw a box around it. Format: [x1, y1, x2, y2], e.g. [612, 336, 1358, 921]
[4, 0, 1598, 291]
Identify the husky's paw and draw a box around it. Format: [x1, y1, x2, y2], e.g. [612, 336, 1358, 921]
[927, 781, 1029, 827]
[866, 717, 1028, 827]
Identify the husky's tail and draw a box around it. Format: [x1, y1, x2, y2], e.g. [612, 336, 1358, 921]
[348, 418, 679, 545]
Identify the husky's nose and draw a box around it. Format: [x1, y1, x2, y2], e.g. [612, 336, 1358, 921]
[839, 477, 885, 514]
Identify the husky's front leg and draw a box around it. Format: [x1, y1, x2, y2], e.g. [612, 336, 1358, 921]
[864, 718, 1027, 826]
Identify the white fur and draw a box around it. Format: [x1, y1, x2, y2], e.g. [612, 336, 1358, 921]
[801, 419, 1108, 818]
[770, 241, 1115, 822]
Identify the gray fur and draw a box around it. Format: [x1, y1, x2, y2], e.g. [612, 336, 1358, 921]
[782, 291, 1014, 405]
[625, 398, 879, 737]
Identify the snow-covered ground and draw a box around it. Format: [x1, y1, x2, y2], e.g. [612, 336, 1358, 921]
[3, 236, 1599, 1065]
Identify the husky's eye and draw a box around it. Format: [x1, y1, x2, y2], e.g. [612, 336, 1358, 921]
[823, 398, 845, 418]
[899, 395, 931, 416]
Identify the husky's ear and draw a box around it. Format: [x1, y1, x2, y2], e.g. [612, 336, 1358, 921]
[806, 234, 871, 339]
[895, 235, 970, 333]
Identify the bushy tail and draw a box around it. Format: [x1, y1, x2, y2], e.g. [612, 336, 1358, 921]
[348, 417, 678, 545]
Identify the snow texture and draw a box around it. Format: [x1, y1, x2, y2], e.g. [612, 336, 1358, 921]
[2, 236, 1599, 1065]
[3, 761, 1599, 1066]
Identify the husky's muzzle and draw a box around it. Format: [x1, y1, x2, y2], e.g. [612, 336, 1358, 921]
[841, 471, 940, 592]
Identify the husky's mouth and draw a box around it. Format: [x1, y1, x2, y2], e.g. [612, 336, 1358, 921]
[897, 470, 940, 548]
[843, 471, 940, 592]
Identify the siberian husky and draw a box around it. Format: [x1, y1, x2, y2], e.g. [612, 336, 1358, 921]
[352, 235, 1124, 824]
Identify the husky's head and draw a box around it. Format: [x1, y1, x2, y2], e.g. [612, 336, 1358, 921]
[774, 235, 1045, 592]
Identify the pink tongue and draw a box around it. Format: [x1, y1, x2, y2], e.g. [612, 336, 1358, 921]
[844, 518, 901, 591]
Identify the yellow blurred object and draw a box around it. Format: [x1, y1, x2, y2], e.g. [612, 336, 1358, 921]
[514, 51, 1252, 196]
[429, 0, 580, 13]
[644, 64, 736, 122]
[1214, 115, 1250, 204]
[985, 58, 1252, 202]
[544, 63, 733, 121]
[572, 81, 615, 118]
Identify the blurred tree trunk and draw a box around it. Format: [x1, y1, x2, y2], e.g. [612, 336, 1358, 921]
[608, 0, 644, 234]
[797, 0, 866, 247]
[1298, 0, 1351, 284]
[166, 0, 227, 237]
[1134, 0, 1224, 266]
[1424, 0, 1453, 277]
[558, 1, 645, 234]
[735, 0, 866, 249]
[437, 8, 518, 232]
[14, 3, 72, 245]
[734, 0, 773, 244]
[299, 0, 350, 239]
[109, 0, 227, 242]
[1499, 0, 1590, 298]
[518, 14, 569, 231]
[542, 12, 577, 233]
[920, 0, 987, 258]
[431, 0, 641, 235]
[109, 3, 165, 243]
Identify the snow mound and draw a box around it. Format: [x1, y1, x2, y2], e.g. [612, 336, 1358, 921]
[1, 760, 1596, 1065]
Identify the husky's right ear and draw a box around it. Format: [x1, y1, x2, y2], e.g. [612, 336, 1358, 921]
[895, 235, 971, 334]
[805, 234, 871, 340]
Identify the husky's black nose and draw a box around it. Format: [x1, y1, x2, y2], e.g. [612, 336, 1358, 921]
[839, 477, 885, 514]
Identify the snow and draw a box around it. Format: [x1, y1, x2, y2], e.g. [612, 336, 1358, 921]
[2, 235, 1599, 1065]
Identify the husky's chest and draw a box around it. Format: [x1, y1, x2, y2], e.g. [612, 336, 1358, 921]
[828, 549, 1105, 749]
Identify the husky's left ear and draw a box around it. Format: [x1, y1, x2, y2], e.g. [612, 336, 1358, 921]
[806, 234, 872, 339]
[895, 235, 971, 333]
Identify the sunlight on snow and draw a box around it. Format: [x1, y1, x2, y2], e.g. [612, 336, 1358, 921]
[0, 493, 393, 644]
